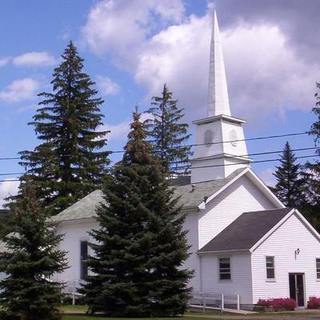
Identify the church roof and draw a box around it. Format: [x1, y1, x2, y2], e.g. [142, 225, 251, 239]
[198, 208, 292, 253]
[53, 168, 247, 223]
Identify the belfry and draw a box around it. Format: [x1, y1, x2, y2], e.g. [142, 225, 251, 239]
[191, 10, 250, 183]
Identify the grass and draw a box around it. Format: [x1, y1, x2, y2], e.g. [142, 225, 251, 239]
[59, 305, 320, 320]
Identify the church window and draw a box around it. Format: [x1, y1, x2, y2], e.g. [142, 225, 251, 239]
[219, 257, 231, 280]
[316, 258, 320, 279]
[266, 256, 275, 279]
[80, 241, 88, 280]
[204, 129, 214, 146]
[229, 129, 238, 147]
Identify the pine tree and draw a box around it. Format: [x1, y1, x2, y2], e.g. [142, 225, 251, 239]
[301, 81, 320, 230]
[273, 142, 304, 207]
[0, 183, 67, 320]
[310, 81, 320, 146]
[299, 163, 320, 231]
[145, 84, 192, 175]
[80, 110, 192, 317]
[18, 41, 109, 215]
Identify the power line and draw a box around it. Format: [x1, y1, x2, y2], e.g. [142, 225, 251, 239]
[190, 131, 310, 148]
[0, 146, 317, 175]
[0, 131, 311, 161]
[0, 172, 25, 176]
[190, 154, 317, 170]
[0, 154, 317, 183]
[171, 146, 318, 165]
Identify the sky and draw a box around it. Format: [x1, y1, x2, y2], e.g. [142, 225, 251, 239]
[0, 0, 319, 207]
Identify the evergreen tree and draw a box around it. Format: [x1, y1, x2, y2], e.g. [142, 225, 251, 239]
[310, 81, 320, 145]
[273, 142, 304, 207]
[0, 183, 67, 320]
[145, 84, 192, 175]
[301, 81, 320, 230]
[18, 41, 109, 215]
[299, 163, 320, 231]
[81, 110, 191, 317]
[0, 210, 13, 238]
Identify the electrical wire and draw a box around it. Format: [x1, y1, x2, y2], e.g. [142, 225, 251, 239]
[0, 146, 317, 176]
[0, 131, 311, 160]
[0, 154, 317, 183]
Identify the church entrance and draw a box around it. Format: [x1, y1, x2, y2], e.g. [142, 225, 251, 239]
[289, 273, 305, 307]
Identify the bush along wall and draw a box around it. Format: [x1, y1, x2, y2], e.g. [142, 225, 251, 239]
[257, 298, 297, 311]
[307, 297, 320, 309]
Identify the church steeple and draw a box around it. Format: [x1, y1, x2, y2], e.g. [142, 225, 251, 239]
[190, 10, 250, 184]
[207, 10, 231, 117]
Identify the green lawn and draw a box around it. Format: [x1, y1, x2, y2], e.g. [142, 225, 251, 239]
[62, 315, 320, 320]
[59, 305, 320, 320]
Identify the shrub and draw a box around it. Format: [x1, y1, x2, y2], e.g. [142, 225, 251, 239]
[271, 298, 296, 311]
[257, 298, 296, 311]
[257, 299, 272, 307]
[307, 297, 320, 309]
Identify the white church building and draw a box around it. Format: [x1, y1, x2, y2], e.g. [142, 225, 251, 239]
[53, 11, 320, 308]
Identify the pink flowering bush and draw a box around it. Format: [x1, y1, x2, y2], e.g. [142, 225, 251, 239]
[307, 297, 320, 309]
[257, 299, 272, 307]
[257, 298, 297, 311]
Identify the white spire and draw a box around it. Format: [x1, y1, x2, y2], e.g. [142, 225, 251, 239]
[207, 10, 231, 117]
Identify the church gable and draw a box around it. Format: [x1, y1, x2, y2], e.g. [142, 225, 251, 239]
[198, 171, 281, 249]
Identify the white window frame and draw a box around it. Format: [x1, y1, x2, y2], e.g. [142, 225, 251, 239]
[266, 256, 275, 281]
[219, 257, 231, 281]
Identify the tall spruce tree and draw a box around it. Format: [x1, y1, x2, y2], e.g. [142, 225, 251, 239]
[273, 142, 304, 207]
[18, 41, 109, 215]
[81, 110, 191, 317]
[300, 163, 320, 231]
[0, 183, 67, 320]
[145, 84, 192, 175]
[302, 81, 320, 230]
[310, 81, 320, 145]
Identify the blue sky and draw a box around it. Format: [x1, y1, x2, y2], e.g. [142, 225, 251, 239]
[0, 0, 318, 206]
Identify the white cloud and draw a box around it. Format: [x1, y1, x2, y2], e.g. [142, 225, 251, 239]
[0, 78, 40, 103]
[96, 75, 120, 96]
[0, 57, 10, 67]
[82, 0, 185, 68]
[136, 14, 319, 122]
[135, 14, 210, 120]
[0, 179, 19, 209]
[222, 23, 317, 120]
[12, 51, 56, 67]
[101, 113, 152, 143]
[101, 120, 130, 142]
[82, 4, 319, 124]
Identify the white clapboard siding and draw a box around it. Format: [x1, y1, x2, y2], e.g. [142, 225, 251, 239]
[200, 253, 253, 304]
[183, 211, 201, 292]
[55, 218, 97, 284]
[198, 175, 277, 249]
[251, 213, 320, 303]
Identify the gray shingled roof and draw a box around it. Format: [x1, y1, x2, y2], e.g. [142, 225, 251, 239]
[198, 208, 292, 253]
[53, 168, 246, 223]
[52, 190, 104, 222]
